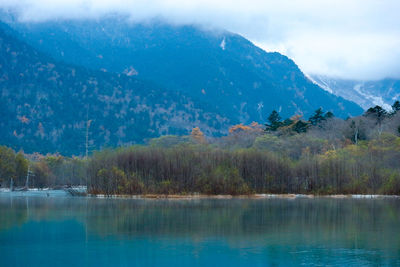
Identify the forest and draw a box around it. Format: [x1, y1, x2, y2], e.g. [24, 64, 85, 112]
[1, 101, 399, 195]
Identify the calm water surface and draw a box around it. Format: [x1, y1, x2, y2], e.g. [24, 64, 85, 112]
[0, 193, 399, 266]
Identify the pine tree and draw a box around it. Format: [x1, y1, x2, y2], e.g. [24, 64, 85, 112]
[265, 110, 282, 131]
[365, 105, 387, 137]
[392, 101, 400, 113]
[366, 105, 387, 124]
[309, 108, 326, 126]
[324, 111, 334, 119]
[293, 120, 308, 133]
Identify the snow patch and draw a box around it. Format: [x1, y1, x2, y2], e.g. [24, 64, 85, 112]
[353, 84, 392, 110]
[257, 102, 264, 111]
[307, 75, 333, 94]
[123, 66, 138, 76]
[220, 37, 226, 50]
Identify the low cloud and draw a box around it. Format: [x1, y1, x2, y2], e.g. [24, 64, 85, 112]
[1, 0, 400, 80]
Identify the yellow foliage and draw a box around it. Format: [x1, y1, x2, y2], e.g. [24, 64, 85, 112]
[229, 122, 263, 134]
[320, 149, 338, 160]
[18, 115, 30, 124]
[229, 124, 252, 133]
[191, 127, 207, 144]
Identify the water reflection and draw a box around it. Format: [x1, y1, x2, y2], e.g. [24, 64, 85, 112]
[0, 196, 399, 266]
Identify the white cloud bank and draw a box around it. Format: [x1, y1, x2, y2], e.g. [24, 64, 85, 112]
[1, 0, 400, 80]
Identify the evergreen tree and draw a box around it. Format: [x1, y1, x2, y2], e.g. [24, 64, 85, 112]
[265, 110, 282, 131]
[366, 105, 387, 125]
[282, 118, 293, 127]
[324, 111, 334, 119]
[309, 108, 326, 126]
[293, 120, 308, 133]
[392, 101, 400, 113]
[365, 105, 387, 137]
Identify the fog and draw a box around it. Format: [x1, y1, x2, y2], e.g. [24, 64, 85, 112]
[1, 0, 400, 80]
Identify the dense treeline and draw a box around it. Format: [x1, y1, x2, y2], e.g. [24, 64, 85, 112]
[0, 147, 86, 188]
[1, 102, 400, 195]
[0, 146, 28, 187]
[87, 136, 400, 195]
[31, 155, 87, 188]
[87, 101, 400, 195]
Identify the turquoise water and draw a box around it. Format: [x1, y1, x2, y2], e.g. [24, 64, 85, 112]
[0, 194, 400, 266]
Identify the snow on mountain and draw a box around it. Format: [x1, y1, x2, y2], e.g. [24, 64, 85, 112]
[310, 75, 400, 111]
[220, 37, 226, 50]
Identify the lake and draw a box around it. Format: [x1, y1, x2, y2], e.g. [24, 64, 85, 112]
[0, 193, 399, 266]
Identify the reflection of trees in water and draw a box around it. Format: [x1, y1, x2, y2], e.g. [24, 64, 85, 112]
[0, 198, 29, 231]
[1, 198, 400, 256]
[0, 197, 88, 231]
[84, 199, 400, 251]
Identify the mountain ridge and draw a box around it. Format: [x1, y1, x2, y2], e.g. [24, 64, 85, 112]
[0, 17, 364, 155]
[2, 16, 363, 120]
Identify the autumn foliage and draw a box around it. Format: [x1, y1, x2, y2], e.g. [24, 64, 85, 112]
[191, 127, 207, 144]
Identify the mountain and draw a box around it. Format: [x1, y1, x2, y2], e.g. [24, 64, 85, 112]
[310, 75, 400, 111]
[0, 22, 230, 155]
[2, 16, 362, 120]
[0, 15, 364, 155]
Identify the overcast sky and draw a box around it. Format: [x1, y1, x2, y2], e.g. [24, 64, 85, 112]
[1, 0, 400, 80]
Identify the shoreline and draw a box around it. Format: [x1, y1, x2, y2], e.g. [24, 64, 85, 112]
[89, 193, 400, 199]
[1, 189, 399, 199]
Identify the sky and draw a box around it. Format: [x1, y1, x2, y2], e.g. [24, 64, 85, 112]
[1, 0, 400, 80]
